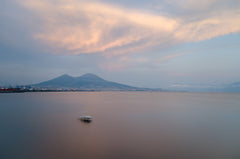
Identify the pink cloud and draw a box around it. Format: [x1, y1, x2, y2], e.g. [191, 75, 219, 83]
[16, 0, 240, 57]
[156, 52, 188, 63]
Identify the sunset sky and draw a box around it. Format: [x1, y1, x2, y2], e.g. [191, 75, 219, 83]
[1, 0, 240, 89]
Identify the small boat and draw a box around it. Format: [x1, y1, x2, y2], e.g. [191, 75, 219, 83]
[79, 116, 92, 123]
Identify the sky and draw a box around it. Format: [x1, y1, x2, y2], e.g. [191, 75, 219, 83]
[0, 0, 240, 89]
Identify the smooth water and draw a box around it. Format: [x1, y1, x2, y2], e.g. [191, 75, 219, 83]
[1, 92, 240, 159]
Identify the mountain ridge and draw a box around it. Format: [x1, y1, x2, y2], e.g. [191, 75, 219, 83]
[31, 73, 147, 91]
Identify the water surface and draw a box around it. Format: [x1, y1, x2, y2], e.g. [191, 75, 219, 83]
[1, 92, 240, 159]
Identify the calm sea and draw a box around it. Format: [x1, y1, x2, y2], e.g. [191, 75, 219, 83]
[1, 92, 240, 159]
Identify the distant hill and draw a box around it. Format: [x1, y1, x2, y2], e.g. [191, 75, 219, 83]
[221, 81, 240, 92]
[31, 73, 149, 91]
[180, 81, 240, 92]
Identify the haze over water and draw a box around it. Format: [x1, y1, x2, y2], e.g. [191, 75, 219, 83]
[1, 92, 240, 159]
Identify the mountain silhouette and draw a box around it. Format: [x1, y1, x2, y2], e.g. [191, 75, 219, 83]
[32, 73, 142, 90]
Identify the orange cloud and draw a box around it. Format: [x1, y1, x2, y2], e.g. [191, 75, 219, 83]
[175, 12, 240, 42]
[17, 0, 240, 57]
[18, 0, 177, 55]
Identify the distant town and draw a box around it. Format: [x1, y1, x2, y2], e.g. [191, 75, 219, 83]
[0, 86, 128, 93]
[0, 86, 88, 93]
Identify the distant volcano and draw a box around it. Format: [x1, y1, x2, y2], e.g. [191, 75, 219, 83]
[31, 73, 146, 91]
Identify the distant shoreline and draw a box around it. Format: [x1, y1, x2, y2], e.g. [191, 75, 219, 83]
[0, 88, 172, 93]
[0, 90, 163, 93]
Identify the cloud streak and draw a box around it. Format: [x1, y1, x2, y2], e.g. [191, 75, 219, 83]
[156, 52, 188, 63]
[15, 0, 240, 57]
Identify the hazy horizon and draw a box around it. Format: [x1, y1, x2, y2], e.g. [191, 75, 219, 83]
[1, 73, 239, 92]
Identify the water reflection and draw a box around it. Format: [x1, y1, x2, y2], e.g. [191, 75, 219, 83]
[1, 92, 240, 159]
